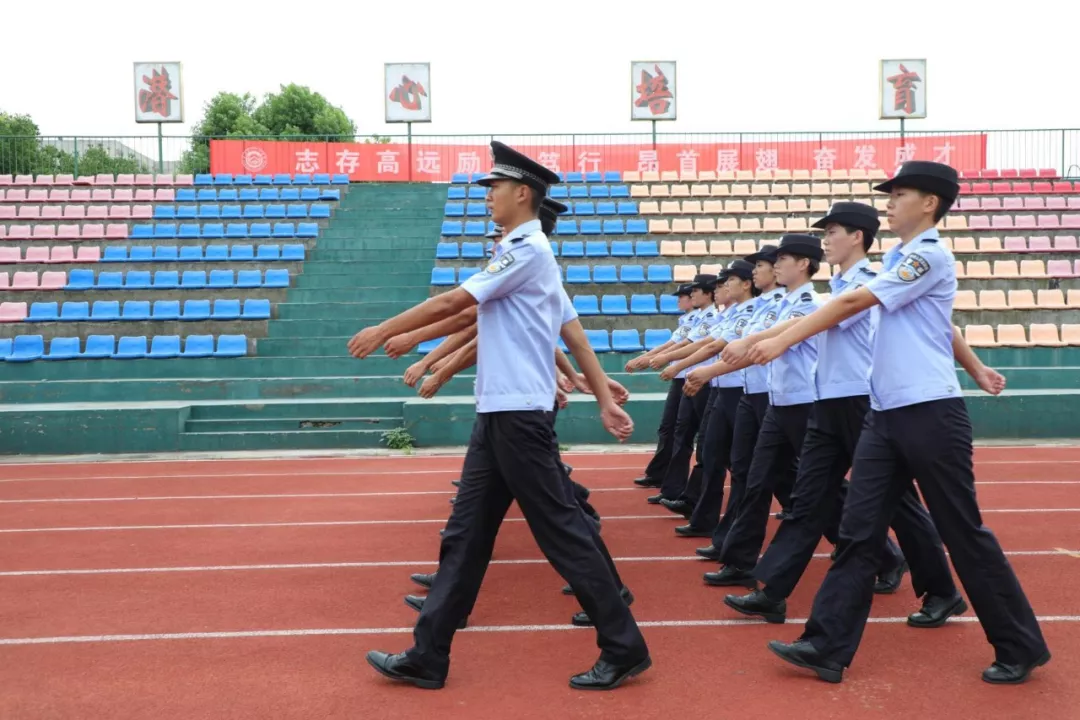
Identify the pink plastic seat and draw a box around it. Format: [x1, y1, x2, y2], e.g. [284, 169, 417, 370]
[20, 247, 49, 264]
[1047, 260, 1074, 278]
[40, 205, 62, 219]
[39, 271, 66, 289]
[108, 206, 131, 220]
[86, 205, 108, 219]
[1027, 236, 1052, 252]
[49, 189, 71, 203]
[56, 224, 81, 240]
[62, 206, 85, 219]
[0, 247, 19, 263]
[104, 224, 127, 240]
[74, 246, 101, 262]
[82, 224, 106, 240]
[0, 302, 28, 322]
[32, 225, 56, 240]
[11, 271, 38, 289]
[113, 188, 134, 202]
[131, 205, 153, 219]
[48, 245, 75, 263]
[70, 189, 92, 203]
[7, 226, 31, 240]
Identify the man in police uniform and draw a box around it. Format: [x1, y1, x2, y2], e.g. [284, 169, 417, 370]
[721, 203, 958, 621]
[750, 161, 1050, 684]
[628, 285, 696, 489]
[349, 141, 651, 691]
[656, 260, 759, 534]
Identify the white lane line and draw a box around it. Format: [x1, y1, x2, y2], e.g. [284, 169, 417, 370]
[2, 615, 1079, 646]
[1, 480, 1076, 505]
[1, 509, 1079, 534]
[0, 549, 1072, 578]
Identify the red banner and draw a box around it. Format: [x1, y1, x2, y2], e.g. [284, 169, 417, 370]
[211, 134, 987, 183]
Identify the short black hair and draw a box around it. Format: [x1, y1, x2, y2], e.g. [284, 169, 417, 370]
[917, 190, 954, 223]
[841, 223, 877, 252]
[806, 259, 821, 278]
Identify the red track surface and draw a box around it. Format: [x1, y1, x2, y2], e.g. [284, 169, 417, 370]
[0, 448, 1076, 718]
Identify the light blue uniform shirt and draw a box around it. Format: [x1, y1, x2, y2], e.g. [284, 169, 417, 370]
[461, 219, 571, 413]
[741, 288, 786, 394]
[709, 298, 757, 388]
[816, 258, 877, 400]
[668, 306, 709, 380]
[683, 304, 723, 378]
[767, 282, 823, 406]
[864, 227, 962, 411]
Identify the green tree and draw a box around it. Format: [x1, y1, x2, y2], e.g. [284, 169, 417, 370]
[179, 85, 356, 173]
[1, 111, 145, 176]
[0, 112, 45, 175]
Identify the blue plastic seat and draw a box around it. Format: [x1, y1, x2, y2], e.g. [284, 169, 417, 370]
[279, 188, 300, 202]
[238, 188, 259, 202]
[178, 223, 200, 239]
[585, 329, 611, 353]
[441, 221, 463, 237]
[572, 295, 599, 315]
[149, 335, 181, 358]
[102, 247, 127, 262]
[258, 188, 279, 200]
[152, 271, 179, 289]
[569, 186, 589, 199]
[204, 245, 228, 262]
[67, 269, 95, 290]
[154, 246, 179, 262]
[643, 329, 670, 350]
[296, 223, 319, 239]
[7, 335, 44, 362]
[330, 174, 349, 185]
[585, 241, 608, 257]
[611, 330, 643, 352]
[561, 241, 585, 258]
[230, 245, 255, 261]
[609, 185, 630, 199]
[179, 246, 204, 263]
[589, 186, 610, 199]
[435, 243, 458, 259]
[292, 174, 311, 186]
[212, 299, 241, 320]
[585, 171, 603, 183]
[549, 186, 569, 199]
[593, 266, 617, 284]
[243, 204, 266, 219]
[309, 204, 331, 219]
[416, 337, 444, 354]
[256, 245, 281, 261]
[580, 220, 603, 235]
[95, 271, 123, 289]
[221, 205, 242, 220]
[301, 186, 322, 201]
[565, 266, 590, 283]
[604, 171, 622, 183]
[620, 265, 646, 283]
[458, 267, 480, 283]
[125, 271, 152, 289]
[217, 189, 238, 202]
[451, 173, 469, 184]
[234, 174, 253, 186]
[285, 204, 307, 219]
[83, 335, 116, 358]
[565, 172, 584, 183]
[198, 204, 220, 219]
[242, 299, 271, 319]
[249, 223, 271, 239]
[121, 301, 150, 321]
[181, 299, 211, 321]
[130, 224, 154, 239]
[574, 202, 595, 216]
[467, 187, 486, 200]
[596, 201, 617, 216]
[129, 246, 153, 262]
[281, 244, 305, 261]
[272, 174, 292, 186]
[0, 338, 10, 360]
[181, 335, 214, 358]
[601, 295, 629, 315]
[311, 173, 330, 185]
[253, 174, 273, 186]
[465, 203, 486, 217]
[272, 222, 296, 238]
[208, 270, 235, 288]
[660, 295, 681, 314]
[445, 202, 465, 217]
[27, 302, 59, 322]
[626, 219, 648, 234]
[194, 174, 213, 186]
[59, 301, 89, 321]
[113, 336, 148, 359]
[556, 219, 578, 235]
[176, 206, 198, 220]
[630, 294, 659, 314]
[45, 337, 82, 360]
[176, 188, 197, 202]
[461, 242, 485, 259]
[236, 270, 263, 288]
[201, 223, 225, 239]
[226, 223, 248, 239]
[603, 220, 626, 235]
[213, 334, 247, 357]
[447, 186, 467, 200]
[213, 173, 233, 186]
[90, 301, 120, 321]
[154, 206, 175, 220]
[463, 221, 486, 237]
[618, 201, 639, 215]
[647, 265, 673, 283]
[610, 240, 634, 256]
[152, 300, 180, 320]
[265, 204, 287, 219]
[635, 240, 659, 257]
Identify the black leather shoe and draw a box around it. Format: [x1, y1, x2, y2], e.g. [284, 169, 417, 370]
[982, 651, 1051, 684]
[571, 587, 634, 626]
[829, 546, 838, 561]
[907, 593, 968, 628]
[724, 589, 786, 624]
[675, 524, 713, 538]
[562, 584, 574, 595]
[767, 639, 844, 684]
[696, 545, 723, 561]
[451, 479, 461, 488]
[404, 595, 467, 629]
[439, 528, 446, 538]
[569, 656, 652, 690]
[366, 650, 446, 689]
[659, 498, 693, 519]
[449, 496, 456, 505]
[633, 476, 661, 488]
[410, 572, 436, 590]
[774, 509, 793, 521]
[874, 561, 908, 595]
[704, 566, 757, 588]
[646, 494, 664, 505]
[563, 463, 574, 477]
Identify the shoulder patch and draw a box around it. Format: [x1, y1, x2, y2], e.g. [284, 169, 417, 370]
[486, 252, 515, 274]
[800, 292, 812, 302]
[790, 311, 806, 319]
[763, 310, 778, 328]
[897, 253, 931, 282]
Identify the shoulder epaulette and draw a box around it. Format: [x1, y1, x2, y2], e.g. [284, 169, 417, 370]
[800, 291, 813, 302]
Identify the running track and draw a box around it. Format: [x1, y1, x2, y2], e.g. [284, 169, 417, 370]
[0, 448, 1075, 718]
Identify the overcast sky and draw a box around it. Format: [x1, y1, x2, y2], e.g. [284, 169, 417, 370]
[2, 0, 1077, 140]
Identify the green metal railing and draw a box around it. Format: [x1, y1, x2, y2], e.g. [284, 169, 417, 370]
[1, 129, 1078, 177]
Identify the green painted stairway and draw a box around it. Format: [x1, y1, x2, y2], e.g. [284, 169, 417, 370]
[1, 183, 1079, 455]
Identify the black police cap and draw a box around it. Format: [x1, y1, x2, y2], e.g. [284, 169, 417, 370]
[745, 243, 779, 265]
[873, 160, 960, 202]
[690, 273, 718, 292]
[538, 197, 567, 235]
[720, 259, 755, 281]
[812, 201, 881, 233]
[474, 141, 561, 194]
[485, 224, 504, 239]
[776, 233, 824, 262]
[672, 283, 694, 296]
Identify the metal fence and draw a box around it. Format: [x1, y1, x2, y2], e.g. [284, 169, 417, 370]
[1, 129, 1078, 178]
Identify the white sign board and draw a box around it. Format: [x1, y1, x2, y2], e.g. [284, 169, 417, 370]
[134, 62, 184, 123]
[385, 63, 432, 123]
[631, 61, 677, 121]
[879, 59, 927, 120]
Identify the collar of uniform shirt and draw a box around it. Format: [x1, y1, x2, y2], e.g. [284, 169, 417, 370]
[883, 227, 940, 270]
[501, 218, 542, 242]
[830, 257, 871, 292]
[782, 281, 816, 303]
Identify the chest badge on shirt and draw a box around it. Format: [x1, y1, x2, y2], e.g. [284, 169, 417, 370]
[897, 253, 930, 282]
[486, 252, 515, 274]
[763, 310, 778, 328]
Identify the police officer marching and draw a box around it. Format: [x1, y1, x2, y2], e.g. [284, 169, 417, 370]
[348, 141, 651, 691]
[750, 161, 1051, 684]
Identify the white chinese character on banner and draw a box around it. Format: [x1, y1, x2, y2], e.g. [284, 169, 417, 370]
[416, 151, 441, 175]
[853, 145, 877, 169]
[716, 149, 739, 172]
[755, 148, 778, 172]
[933, 142, 954, 164]
[295, 148, 320, 173]
[456, 152, 481, 175]
[376, 151, 400, 175]
[335, 149, 360, 175]
[813, 147, 837, 171]
[895, 143, 917, 167]
[676, 149, 699, 176]
[637, 150, 659, 173]
[578, 151, 601, 175]
[538, 152, 561, 174]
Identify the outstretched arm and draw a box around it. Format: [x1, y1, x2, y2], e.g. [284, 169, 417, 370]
[349, 288, 477, 358]
[385, 306, 479, 359]
[749, 289, 877, 365]
[953, 325, 1006, 395]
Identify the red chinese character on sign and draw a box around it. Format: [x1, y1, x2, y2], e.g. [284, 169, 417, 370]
[388, 76, 427, 111]
[634, 65, 673, 116]
[886, 64, 921, 115]
[138, 66, 178, 119]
